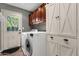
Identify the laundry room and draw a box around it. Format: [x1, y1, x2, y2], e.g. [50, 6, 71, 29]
[0, 3, 79, 56]
[0, 3, 46, 56]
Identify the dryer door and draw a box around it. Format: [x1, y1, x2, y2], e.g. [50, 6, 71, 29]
[25, 39, 32, 56]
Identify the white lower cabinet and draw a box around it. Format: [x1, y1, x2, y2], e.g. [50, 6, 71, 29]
[59, 44, 76, 56]
[47, 42, 58, 56]
[47, 35, 76, 56]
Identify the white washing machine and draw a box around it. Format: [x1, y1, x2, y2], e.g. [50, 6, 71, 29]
[21, 32, 32, 56]
[21, 32, 47, 56]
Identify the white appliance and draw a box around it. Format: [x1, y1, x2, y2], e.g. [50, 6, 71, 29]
[21, 32, 47, 56]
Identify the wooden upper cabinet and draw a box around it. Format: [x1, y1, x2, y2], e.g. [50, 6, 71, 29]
[36, 8, 40, 21]
[38, 7, 43, 21]
[29, 4, 46, 25]
[40, 3, 46, 20]
[32, 12, 36, 23]
[37, 6, 46, 21]
[41, 6, 46, 21]
[29, 14, 32, 26]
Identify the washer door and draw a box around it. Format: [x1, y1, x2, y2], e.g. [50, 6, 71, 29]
[25, 39, 32, 56]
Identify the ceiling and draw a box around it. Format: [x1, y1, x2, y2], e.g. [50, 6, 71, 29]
[7, 3, 42, 12]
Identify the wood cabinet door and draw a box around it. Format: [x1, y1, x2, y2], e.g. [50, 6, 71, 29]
[59, 3, 76, 36]
[38, 7, 42, 21]
[46, 4, 60, 34]
[32, 12, 36, 24]
[36, 7, 43, 22]
[40, 6, 46, 21]
[29, 4, 46, 25]
[29, 15, 33, 26]
[36, 8, 40, 21]
[42, 6, 46, 21]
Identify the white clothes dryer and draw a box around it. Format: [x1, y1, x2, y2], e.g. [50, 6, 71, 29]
[21, 32, 47, 56]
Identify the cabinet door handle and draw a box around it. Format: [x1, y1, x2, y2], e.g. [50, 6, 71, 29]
[64, 39, 68, 42]
[18, 30, 21, 34]
[50, 37, 53, 40]
[30, 33, 33, 37]
[56, 16, 59, 19]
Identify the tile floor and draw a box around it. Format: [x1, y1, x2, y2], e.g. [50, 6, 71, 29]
[0, 48, 25, 56]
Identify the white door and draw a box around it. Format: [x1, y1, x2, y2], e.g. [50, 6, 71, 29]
[1, 9, 22, 50]
[59, 3, 76, 36]
[0, 12, 4, 51]
[46, 4, 60, 34]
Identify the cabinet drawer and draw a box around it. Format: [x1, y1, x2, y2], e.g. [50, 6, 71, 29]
[47, 35, 59, 43]
[57, 37, 76, 48]
[47, 35, 76, 48]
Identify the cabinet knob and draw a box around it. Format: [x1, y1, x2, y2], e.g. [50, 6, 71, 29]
[50, 37, 53, 40]
[18, 29, 21, 34]
[64, 39, 68, 42]
[30, 33, 33, 37]
[56, 16, 59, 19]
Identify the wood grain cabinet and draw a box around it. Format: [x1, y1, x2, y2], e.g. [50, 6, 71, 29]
[29, 4, 46, 26]
[29, 14, 32, 26]
[41, 6, 46, 21]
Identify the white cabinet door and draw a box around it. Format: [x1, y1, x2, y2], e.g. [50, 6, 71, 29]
[56, 36, 76, 56]
[47, 41, 59, 56]
[47, 34, 76, 56]
[59, 44, 76, 56]
[59, 3, 76, 36]
[77, 3, 79, 56]
[46, 4, 60, 34]
[77, 4, 79, 37]
[46, 4, 51, 33]
[47, 35, 60, 56]
[46, 3, 76, 36]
